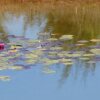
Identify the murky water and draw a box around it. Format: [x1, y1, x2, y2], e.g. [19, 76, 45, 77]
[0, 4, 100, 100]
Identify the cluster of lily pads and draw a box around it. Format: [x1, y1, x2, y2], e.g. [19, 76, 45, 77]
[0, 33, 100, 81]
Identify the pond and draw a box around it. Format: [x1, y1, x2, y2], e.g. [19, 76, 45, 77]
[0, 3, 100, 100]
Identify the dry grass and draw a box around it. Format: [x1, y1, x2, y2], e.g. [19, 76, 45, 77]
[0, 0, 99, 13]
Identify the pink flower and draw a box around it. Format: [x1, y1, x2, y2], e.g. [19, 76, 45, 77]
[0, 43, 5, 50]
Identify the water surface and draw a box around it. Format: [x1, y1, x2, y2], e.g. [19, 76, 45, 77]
[0, 4, 100, 100]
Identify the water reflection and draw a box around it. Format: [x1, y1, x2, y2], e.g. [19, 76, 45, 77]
[0, 8, 100, 84]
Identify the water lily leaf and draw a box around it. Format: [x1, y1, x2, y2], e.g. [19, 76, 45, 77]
[42, 68, 56, 74]
[48, 52, 58, 55]
[50, 47, 63, 51]
[0, 76, 11, 81]
[47, 38, 58, 41]
[71, 53, 82, 57]
[8, 49, 19, 53]
[90, 49, 100, 55]
[80, 57, 90, 60]
[59, 58, 72, 63]
[57, 51, 70, 57]
[58, 53, 65, 57]
[77, 40, 88, 43]
[25, 59, 37, 64]
[59, 35, 73, 40]
[25, 54, 39, 59]
[64, 54, 73, 57]
[9, 66, 24, 70]
[83, 53, 95, 57]
[90, 39, 100, 42]
[75, 44, 85, 46]
[32, 50, 43, 54]
[63, 62, 73, 65]
[43, 59, 59, 66]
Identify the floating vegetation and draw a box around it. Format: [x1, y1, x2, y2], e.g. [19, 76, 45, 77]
[0, 33, 100, 81]
[63, 62, 73, 66]
[25, 59, 37, 65]
[83, 53, 95, 57]
[50, 47, 63, 51]
[90, 39, 100, 42]
[77, 40, 88, 43]
[59, 58, 72, 63]
[0, 76, 11, 81]
[59, 35, 73, 40]
[59, 58, 73, 65]
[9, 66, 24, 71]
[90, 49, 100, 55]
[43, 59, 59, 66]
[80, 57, 90, 61]
[72, 53, 82, 57]
[75, 44, 85, 46]
[42, 68, 56, 74]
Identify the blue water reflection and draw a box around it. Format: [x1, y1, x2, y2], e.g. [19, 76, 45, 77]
[0, 62, 100, 100]
[2, 13, 47, 39]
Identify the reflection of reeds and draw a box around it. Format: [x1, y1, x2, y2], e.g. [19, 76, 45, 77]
[45, 4, 100, 40]
[58, 65, 72, 86]
[0, 1, 100, 43]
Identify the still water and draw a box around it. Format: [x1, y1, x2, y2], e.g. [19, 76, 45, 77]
[0, 5, 100, 100]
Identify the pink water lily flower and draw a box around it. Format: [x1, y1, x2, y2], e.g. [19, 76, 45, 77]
[0, 43, 5, 50]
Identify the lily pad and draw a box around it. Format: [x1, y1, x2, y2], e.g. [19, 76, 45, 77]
[0, 76, 11, 81]
[90, 39, 100, 42]
[42, 68, 56, 74]
[60, 35, 73, 40]
[9, 66, 24, 70]
[90, 49, 100, 55]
